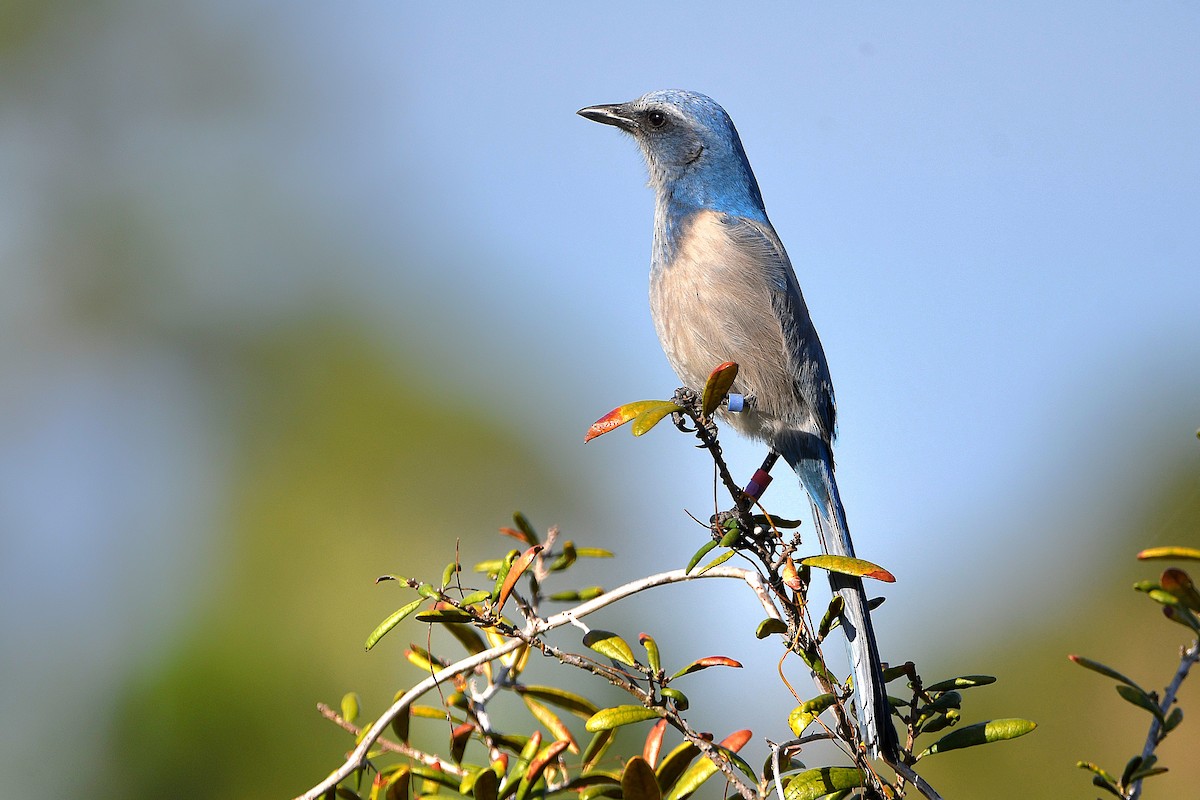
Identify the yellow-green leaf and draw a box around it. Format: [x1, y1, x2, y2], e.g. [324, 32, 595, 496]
[917, 718, 1037, 759]
[631, 401, 685, 437]
[788, 694, 837, 735]
[696, 549, 735, 575]
[783, 767, 864, 800]
[340, 692, 361, 724]
[365, 598, 424, 650]
[585, 705, 660, 732]
[1138, 546, 1200, 561]
[523, 696, 579, 753]
[576, 547, 615, 558]
[800, 554, 895, 582]
[639, 633, 662, 674]
[583, 630, 638, 666]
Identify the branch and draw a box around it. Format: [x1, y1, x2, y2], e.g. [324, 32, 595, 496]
[1129, 638, 1200, 800]
[296, 566, 781, 800]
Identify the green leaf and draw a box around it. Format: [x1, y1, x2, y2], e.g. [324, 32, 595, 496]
[583, 630, 638, 666]
[384, 766, 411, 800]
[924, 675, 997, 692]
[585, 705, 660, 732]
[717, 526, 741, 548]
[1076, 761, 1117, 785]
[788, 694, 837, 735]
[662, 753, 719, 800]
[1077, 762, 1121, 797]
[755, 618, 788, 639]
[783, 767, 865, 800]
[1068, 655, 1143, 690]
[1164, 706, 1184, 732]
[631, 401, 685, 436]
[1116, 685, 1165, 722]
[472, 768, 499, 800]
[622, 757, 662, 800]
[513, 511, 540, 545]
[655, 741, 701, 790]
[639, 633, 662, 674]
[444, 622, 487, 655]
[685, 540, 717, 575]
[365, 598, 424, 650]
[517, 740, 571, 800]
[549, 586, 605, 602]
[663, 731, 751, 800]
[1138, 546, 1200, 561]
[800, 554, 895, 582]
[917, 718, 1037, 759]
[659, 687, 689, 710]
[517, 685, 599, 719]
[701, 361, 739, 417]
[817, 595, 844, 641]
[459, 590, 491, 606]
[1163, 604, 1200, 632]
[581, 728, 615, 773]
[548, 540, 578, 572]
[340, 692, 360, 724]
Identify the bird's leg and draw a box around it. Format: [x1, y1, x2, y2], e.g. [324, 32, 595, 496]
[742, 450, 780, 503]
[669, 386, 699, 433]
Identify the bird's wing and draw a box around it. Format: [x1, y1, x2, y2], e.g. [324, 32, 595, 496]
[717, 213, 837, 445]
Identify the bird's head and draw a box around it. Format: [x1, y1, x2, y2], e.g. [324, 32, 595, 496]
[579, 90, 765, 218]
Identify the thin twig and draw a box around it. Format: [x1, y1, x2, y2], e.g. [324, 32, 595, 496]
[889, 759, 946, 800]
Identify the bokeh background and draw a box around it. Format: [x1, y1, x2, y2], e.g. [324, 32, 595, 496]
[2, 3, 1198, 798]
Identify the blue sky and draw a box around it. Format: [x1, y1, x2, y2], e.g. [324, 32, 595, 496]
[2, 2, 1198, 793]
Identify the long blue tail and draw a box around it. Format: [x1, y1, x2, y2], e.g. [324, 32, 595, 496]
[783, 445, 898, 760]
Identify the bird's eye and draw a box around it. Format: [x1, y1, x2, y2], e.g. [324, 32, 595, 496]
[646, 110, 667, 129]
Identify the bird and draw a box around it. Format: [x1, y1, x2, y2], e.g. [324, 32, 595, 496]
[579, 90, 897, 760]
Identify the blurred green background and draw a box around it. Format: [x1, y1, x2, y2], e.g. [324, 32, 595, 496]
[1, 2, 1197, 798]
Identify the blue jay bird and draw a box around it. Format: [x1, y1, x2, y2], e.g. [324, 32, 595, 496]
[579, 90, 897, 760]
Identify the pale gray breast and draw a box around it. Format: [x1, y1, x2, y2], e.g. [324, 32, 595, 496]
[649, 210, 813, 443]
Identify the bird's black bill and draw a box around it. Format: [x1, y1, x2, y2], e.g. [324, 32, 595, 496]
[577, 103, 637, 132]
